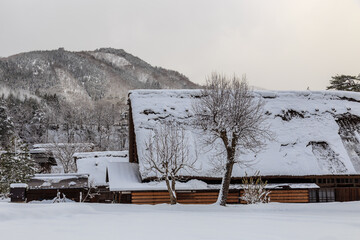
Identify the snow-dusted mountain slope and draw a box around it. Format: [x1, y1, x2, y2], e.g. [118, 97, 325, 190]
[129, 90, 360, 178]
[0, 48, 197, 103]
[0, 48, 197, 148]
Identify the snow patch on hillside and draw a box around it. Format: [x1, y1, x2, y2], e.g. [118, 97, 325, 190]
[0, 85, 41, 102]
[90, 52, 131, 69]
[54, 68, 92, 103]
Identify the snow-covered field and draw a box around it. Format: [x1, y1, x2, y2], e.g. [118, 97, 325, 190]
[1, 201, 359, 240]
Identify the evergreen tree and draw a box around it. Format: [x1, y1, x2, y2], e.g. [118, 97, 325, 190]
[0, 103, 14, 149]
[0, 136, 38, 196]
[29, 108, 47, 143]
[327, 74, 360, 92]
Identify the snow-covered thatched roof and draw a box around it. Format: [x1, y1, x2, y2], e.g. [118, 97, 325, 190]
[129, 89, 360, 179]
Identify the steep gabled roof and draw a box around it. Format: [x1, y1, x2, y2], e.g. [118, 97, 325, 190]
[129, 90, 360, 179]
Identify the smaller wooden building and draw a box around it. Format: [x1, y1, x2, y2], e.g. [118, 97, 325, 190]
[24, 174, 89, 202]
[29, 148, 57, 173]
[10, 183, 28, 202]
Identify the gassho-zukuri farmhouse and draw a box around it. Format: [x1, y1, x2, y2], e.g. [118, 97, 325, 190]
[10, 90, 360, 204]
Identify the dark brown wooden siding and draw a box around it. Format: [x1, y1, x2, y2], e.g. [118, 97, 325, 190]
[10, 188, 27, 202]
[132, 191, 240, 204]
[131, 189, 310, 204]
[128, 99, 138, 164]
[267, 189, 309, 203]
[177, 191, 240, 204]
[132, 191, 171, 204]
[86, 191, 114, 203]
[335, 187, 360, 202]
[26, 189, 86, 202]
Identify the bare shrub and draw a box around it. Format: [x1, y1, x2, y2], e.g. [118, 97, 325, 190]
[240, 171, 270, 204]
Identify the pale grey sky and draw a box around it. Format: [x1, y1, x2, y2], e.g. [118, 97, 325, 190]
[0, 0, 360, 90]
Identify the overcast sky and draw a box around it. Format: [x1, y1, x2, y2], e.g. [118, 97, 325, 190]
[0, 0, 359, 90]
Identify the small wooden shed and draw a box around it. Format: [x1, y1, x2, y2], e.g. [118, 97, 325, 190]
[25, 174, 89, 202]
[10, 183, 28, 202]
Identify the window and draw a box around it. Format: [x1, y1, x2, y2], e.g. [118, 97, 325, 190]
[309, 189, 317, 203]
[318, 188, 335, 202]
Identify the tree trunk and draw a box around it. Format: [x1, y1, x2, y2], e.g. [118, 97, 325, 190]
[217, 159, 234, 206]
[165, 177, 177, 205]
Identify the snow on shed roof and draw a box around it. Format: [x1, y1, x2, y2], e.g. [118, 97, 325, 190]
[129, 89, 360, 179]
[108, 162, 142, 191]
[77, 152, 129, 187]
[32, 143, 94, 149]
[28, 174, 89, 189]
[10, 183, 28, 189]
[73, 151, 128, 159]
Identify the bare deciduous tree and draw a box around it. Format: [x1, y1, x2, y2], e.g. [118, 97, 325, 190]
[193, 73, 272, 206]
[143, 121, 197, 205]
[92, 100, 128, 150]
[50, 142, 93, 173]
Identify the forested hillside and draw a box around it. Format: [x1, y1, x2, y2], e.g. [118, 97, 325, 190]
[0, 48, 197, 150]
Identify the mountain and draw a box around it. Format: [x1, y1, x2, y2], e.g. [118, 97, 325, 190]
[0, 48, 197, 150]
[0, 48, 197, 104]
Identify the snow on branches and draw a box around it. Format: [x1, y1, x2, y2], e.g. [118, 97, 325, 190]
[240, 171, 270, 204]
[193, 73, 272, 206]
[0, 136, 37, 197]
[143, 120, 197, 204]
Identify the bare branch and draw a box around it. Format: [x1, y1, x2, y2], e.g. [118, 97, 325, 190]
[143, 120, 198, 204]
[193, 72, 273, 206]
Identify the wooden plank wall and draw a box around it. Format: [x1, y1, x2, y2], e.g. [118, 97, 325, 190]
[268, 189, 309, 203]
[131, 189, 309, 204]
[335, 187, 360, 202]
[132, 191, 170, 204]
[26, 189, 85, 202]
[177, 191, 239, 204]
[132, 191, 240, 204]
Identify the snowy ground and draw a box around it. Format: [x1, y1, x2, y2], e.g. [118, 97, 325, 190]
[1, 201, 359, 240]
